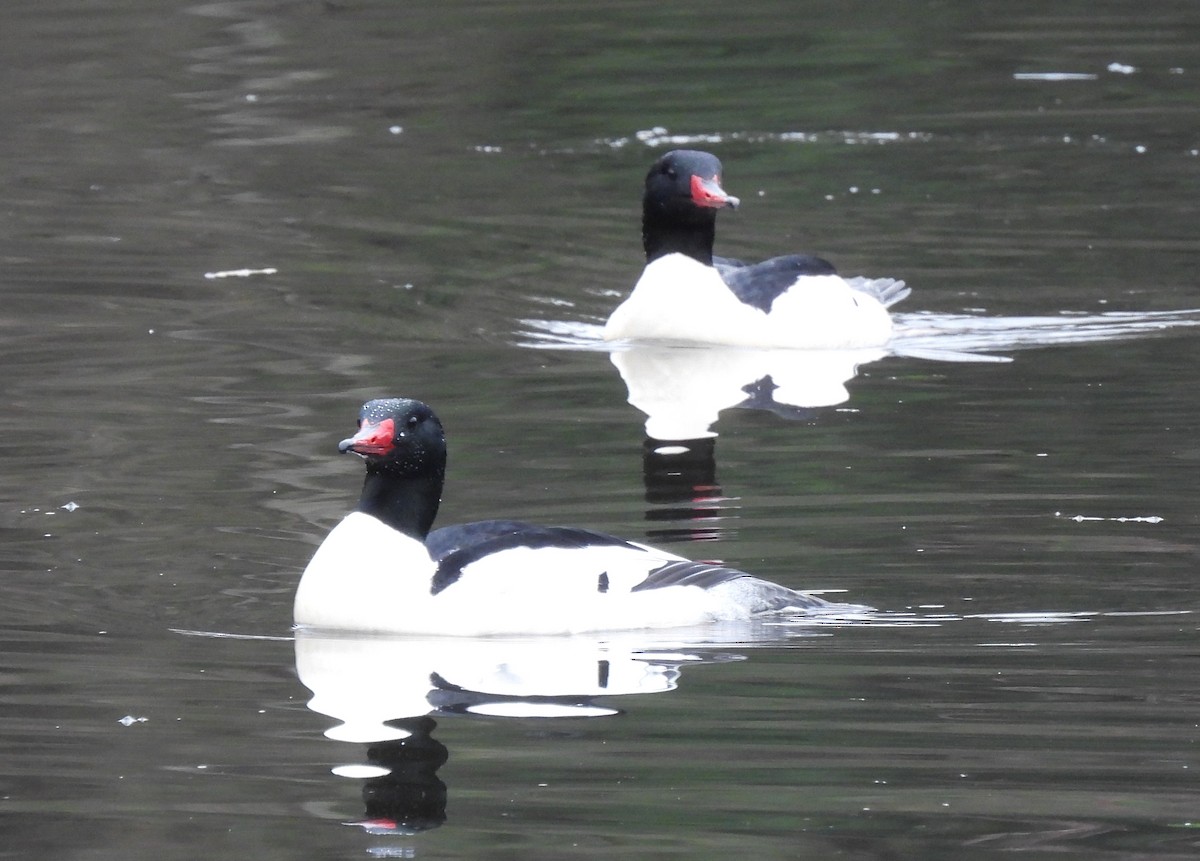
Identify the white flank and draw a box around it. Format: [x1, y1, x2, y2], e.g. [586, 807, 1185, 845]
[604, 254, 894, 348]
[293, 512, 786, 635]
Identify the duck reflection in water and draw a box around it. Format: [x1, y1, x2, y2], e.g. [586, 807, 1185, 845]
[295, 629, 759, 837]
[352, 717, 448, 835]
[611, 343, 880, 442]
[641, 436, 728, 544]
[622, 344, 876, 544]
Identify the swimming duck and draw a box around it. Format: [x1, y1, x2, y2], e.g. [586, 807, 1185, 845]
[295, 397, 848, 634]
[603, 149, 909, 348]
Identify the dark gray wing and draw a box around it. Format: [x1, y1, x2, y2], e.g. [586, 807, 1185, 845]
[718, 254, 839, 313]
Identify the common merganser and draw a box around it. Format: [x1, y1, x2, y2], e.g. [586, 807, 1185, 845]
[603, 149, 909, 348]
[294, 398, 849, 634]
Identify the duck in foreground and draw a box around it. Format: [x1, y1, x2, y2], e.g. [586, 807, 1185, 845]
[296, 398, 857, 635]
[603, 149, 910, 349]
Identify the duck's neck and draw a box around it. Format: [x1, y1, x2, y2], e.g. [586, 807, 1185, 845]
[356, 467, 444, 540]
[643, 203, 717, 266]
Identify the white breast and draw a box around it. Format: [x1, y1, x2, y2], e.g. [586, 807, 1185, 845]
[294, 512, 437, 631]
[604, 255, 766, 344]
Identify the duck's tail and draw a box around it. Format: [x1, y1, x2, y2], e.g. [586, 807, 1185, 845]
[846, 276, 910, 308]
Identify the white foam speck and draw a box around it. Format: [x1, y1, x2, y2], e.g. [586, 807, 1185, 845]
[204, 267, 277, 279]
[1013, 72, 1098, 81]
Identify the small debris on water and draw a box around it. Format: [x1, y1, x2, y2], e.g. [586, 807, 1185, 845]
[204, 267, 278, 279]
[1013, 72, 1098, 81]
[1056, 511, 1163, 524]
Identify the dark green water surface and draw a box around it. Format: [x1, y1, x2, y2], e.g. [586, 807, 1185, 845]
[2, 1, 1198, 858]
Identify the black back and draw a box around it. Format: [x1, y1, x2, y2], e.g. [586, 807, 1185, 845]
[717, 254, 839, 313]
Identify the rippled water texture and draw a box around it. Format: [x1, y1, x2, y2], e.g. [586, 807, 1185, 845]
[2, 1, 1199, 858]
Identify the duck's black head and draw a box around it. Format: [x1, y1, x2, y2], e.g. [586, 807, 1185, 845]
[642, 150, 740, 265]
[340, 398, 445, 473]
[339, 398, 446, 537]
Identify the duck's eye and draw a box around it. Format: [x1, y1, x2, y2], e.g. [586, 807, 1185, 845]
[406, 415, 420, 430]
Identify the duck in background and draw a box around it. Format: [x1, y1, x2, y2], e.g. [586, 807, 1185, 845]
[604, 149, 909, 349]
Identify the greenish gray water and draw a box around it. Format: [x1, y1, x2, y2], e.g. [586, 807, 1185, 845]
[1, 1, 1198, 858]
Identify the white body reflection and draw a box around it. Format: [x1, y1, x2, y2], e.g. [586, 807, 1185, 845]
[292, 626, 831, 837]
[520, 308, 1200, 439]
[295, 627, 766, 744]
[611, 343, 884, 440]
